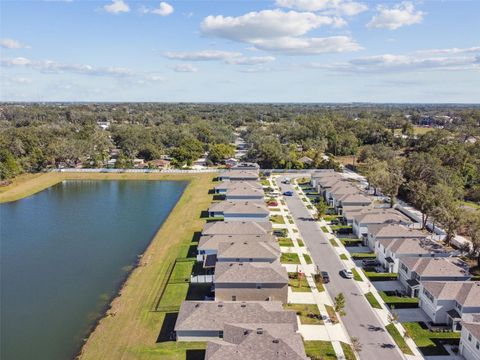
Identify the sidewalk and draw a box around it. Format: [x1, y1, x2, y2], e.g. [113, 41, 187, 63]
[293, 177, 424, 360]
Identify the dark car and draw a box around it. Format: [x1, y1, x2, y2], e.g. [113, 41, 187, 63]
[321, 271, 330, 283]
[283, 191, 293, 196]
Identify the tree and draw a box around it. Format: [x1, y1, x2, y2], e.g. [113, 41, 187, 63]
[0, 149, 21, 180]
[351, 336, 362, 354]
[315, 199, 328, 220]
[334, 293, 346, 316]
[465, 212, 480, 268]
[361, 158, 384, 195]
[376, 159, 404, 207]
[208, 143, 235, 164]
[432, 184, 463, 245]
[406, 181, 438, 229]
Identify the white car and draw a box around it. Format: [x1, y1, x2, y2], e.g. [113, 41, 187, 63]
[341, 269, 354, 279]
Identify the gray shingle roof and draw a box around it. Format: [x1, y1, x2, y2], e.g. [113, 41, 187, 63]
[209, 201, 269, 215]
[216, 181, 263, 191]
[174, 301, 298, 332]
[202, 221, 272, 235]
[462, 321, 480, 340]
[214, 262, 287, 283]
[422, 281, 480, 306]
[356, 210, 409, 225]
[221, 170, 259, 180]
[401, 258, 469, 277]
[198, 234, 276, 252]
[217, 241, 280, 260]
[369, 223, 427, 238]
[205, 324, 308, 360]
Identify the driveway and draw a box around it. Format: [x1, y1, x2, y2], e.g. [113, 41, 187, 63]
[396, 308, 431, 323]
[277, 179, 405, 360]
[373, 280, 406, 292]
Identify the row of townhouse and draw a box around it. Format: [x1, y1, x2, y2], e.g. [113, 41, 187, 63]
[312, 170, 480, 360]
[175, 165, 309, 360]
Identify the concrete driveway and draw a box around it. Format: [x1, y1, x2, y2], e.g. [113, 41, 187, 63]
[277, 178, 405, 360]
[396, 308, 431, 323]
[373, 280, 406, 292]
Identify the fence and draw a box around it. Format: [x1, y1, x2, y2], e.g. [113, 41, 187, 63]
[54, 168, 219, 174]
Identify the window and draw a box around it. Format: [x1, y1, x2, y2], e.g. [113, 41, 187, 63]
[219, 331, 224, 339]
[232, 296, 236, 301]
[468, 333, 472, 341]
[400, 263, 408, 273]
[476, 341, 479, 350]
[256, 284, 262, 289]
[422, 288, 434, 303]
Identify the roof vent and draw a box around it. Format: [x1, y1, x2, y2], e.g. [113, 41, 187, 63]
[272, 339, 280, 344]
[194, 303, 200, 308]
[241, 303, 246, 308]
[256, 328, 263, 334]
[218, 303, 223, 308]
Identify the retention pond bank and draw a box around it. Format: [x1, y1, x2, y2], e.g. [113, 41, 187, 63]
[0, 180, 187, 360]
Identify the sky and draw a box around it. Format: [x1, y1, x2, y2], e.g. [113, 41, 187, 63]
[0, 0, 479, 103]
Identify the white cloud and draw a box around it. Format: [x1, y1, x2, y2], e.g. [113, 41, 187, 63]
[367, 2, 424, 30]
[1, 56, 169, 85]
[169, 63, 198, 72]
[142, 2, 174, 16]
[164, 50, 242, 61]
[276, 0, 368, 16]
[200, 9, 361, 55]
[309, 47, 480, 73]
[201, 9, 345, 42]
[104, 0, 130, 14]
[225, 56, 276, 65]
[1, 38, 29, 49]
[252, 36, 362, 55]
[415, 47, 480, 56]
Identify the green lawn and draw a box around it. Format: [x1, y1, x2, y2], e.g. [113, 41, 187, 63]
[404, 322, 460, 356]
[278, 237, 294, 247]
[270, 215, 286, 224]
[304, 254, 313, 264]
[379, 291, 419, 307]
[340, 238, 363, 246]
[169, 260, 194, 283]
[341, 342, 356, 360]
[304, 341, 337, 360]
[386, 324, 413, 355]
[261, 179, 270, 186]
[281, 252, 301, 264]
[157, 283, 189, 310]
[321, 226, 329, 233]
[329, 238, 339, 247]
[351, 268, 363, 282]
[306, 204, 313, 210]
[365, 292, 382, 309]
[325, 305, 339, 324]
[351, 252, 376, 259]
[297, 239, 305, 247]
[324, 214, 342, 221]
[284, 304, 323, 325]
[363, 270, 398, 281]
[340, 253, 348, 260]
[289, 272, 311, 292]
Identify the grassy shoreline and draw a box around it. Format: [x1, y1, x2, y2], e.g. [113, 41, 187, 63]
[1, 172, 216, 360]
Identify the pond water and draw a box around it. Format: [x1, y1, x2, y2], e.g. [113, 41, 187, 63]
[0, 180, 187, 360]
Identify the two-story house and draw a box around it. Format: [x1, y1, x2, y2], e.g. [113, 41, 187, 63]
[419, 281, 480, 330]
[208, 201, 270, 222]
[459, 317, 480, 360]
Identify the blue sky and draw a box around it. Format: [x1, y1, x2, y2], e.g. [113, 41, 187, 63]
[1, 0, 479, 102]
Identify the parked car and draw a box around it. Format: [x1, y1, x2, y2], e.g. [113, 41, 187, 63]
[321, 271, 330, 283]
[362, 259, 379, 267]
[340, 269, 354, 279]
[282, 178, 291, 184]
[283, 191, 293, 196]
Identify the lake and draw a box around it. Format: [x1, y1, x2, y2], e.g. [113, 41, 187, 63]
[0, 180, 188, 360]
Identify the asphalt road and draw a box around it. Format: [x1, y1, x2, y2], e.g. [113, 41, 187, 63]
[277, 179, 405, 360]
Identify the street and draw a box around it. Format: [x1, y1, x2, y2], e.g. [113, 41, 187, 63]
[276, 178, 405, 360]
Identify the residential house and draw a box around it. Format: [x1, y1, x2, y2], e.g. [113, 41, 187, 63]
[208, 201, 269, 222]
[460, 317, 480, 360]
[352, 210, 411, 239]
[215, 181, 263, 195]
[316, 174, 345, 196]
[298, 156, 313, 166]
[376, 238, 450, 273]
[214, 262, 288, 302]
[174, 301, 297, 341]
[325, 182, 359, 206]
[149, 159, 171, 169]
[202, 221, 272, 236]
[225, 158, 239, 168]
[232, 162, 260, 170]
[216, 241, 280, 263]
[224, 185, 264, 201]
[342, 205, 375, 225]
[399, 257, 472, 297]
[205, 323, 308, 360]
[367, 222, 428, 251]
[218, 170, 259, 182]
[197, 234, 276, 261]
[334, 193, 372, 212]
[419, 281, 480, 330]
[310, 170, 336, 188]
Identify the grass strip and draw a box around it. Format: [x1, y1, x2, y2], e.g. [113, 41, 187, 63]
[365, 292, 382, 309]
[386, 324, 413, 355]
